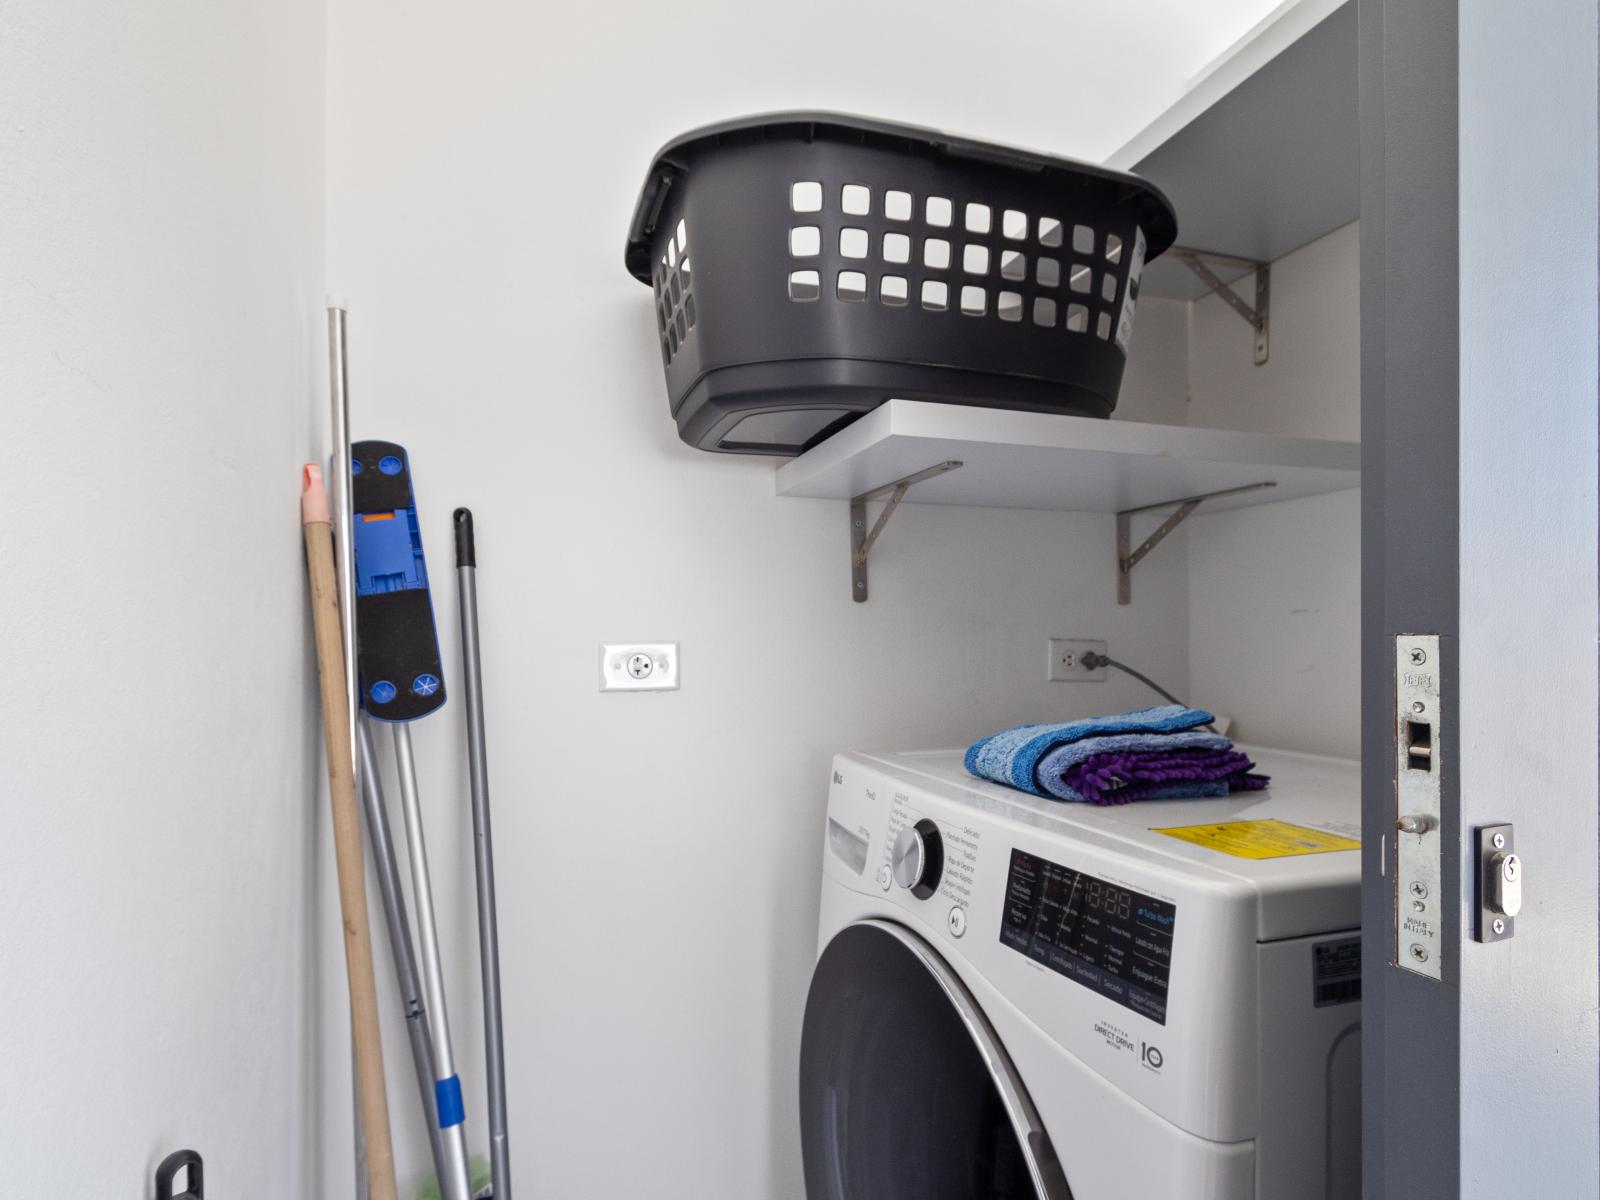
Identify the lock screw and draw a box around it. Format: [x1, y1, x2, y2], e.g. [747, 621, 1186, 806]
[1409, 881, 1428, 898]
[1412, 701, 1426, 713]
[1492, 832, 1506, 850]
[1410, 943, 1430, 962]
[1409, 647, 1428, 665]
[1493, 918, 1506, 935]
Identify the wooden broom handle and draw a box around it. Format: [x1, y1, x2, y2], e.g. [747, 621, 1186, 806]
[303, 467, 398, 1200]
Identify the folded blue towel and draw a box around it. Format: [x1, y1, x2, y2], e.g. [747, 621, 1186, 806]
[965, 705, 1220, 799]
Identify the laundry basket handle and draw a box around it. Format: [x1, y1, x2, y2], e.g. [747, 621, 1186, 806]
[155, 1148, 203, 1200]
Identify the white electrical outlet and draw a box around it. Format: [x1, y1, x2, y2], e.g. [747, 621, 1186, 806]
[600, 643, 680, 692]
[1047, 638, 1107, 682]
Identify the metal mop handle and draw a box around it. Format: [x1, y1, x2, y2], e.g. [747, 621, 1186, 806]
[393, 722, 474, 1200]
[455, 509, 512, 1200]
[327, 307, 360, 837]
[327, 304, 372, 1200]
[357, 718, 449, 1186]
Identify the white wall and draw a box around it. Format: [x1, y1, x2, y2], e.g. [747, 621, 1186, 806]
[0, 2, 325, 1195]
[1118, 297, 1192, 427]
[1187, 489, 1360, 756]
[1185, 222, 1361, 757]
[320, 2, 1290, 1195]
[1189, 220, 1360, 442]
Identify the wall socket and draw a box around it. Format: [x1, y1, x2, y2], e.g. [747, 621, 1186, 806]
[600, 643, 680, 692]
[1047, 638, 1107, 682]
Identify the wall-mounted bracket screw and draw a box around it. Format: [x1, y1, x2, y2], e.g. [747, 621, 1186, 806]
[1409, 647, 1428, 665]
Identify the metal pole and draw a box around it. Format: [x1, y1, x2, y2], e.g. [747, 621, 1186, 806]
[392, 721, 473, 1200]
[358, 718, 449, 1185]
[328, 303, 369, 1198]
[454, 509, 512, 1200]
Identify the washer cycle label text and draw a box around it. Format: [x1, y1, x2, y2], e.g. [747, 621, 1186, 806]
[1000, 847, 1178, 1025]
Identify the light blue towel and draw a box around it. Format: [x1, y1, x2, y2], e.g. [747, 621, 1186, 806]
[965, 705, 1219, 799]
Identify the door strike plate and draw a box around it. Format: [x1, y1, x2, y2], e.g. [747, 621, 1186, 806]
[1474, 823, 1518, 943]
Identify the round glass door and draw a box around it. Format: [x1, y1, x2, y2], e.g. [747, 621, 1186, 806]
[799, 920, 1072, 1200]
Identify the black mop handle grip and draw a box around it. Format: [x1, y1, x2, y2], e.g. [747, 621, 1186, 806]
[453, 507, 476, 568]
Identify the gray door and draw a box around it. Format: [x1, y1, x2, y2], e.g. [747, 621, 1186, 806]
[799, 920, 1072, 1200]
[1361, 2, 1599, 1196]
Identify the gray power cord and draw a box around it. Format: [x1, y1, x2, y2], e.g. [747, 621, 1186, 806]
[1081, 651, 1217, 733]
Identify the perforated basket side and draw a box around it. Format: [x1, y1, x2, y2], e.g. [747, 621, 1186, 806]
[628, 114, 1174, 453]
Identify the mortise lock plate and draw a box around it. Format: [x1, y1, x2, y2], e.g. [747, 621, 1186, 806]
[1395, 634, 1443, 980]
[1475, 823, 1519, 942]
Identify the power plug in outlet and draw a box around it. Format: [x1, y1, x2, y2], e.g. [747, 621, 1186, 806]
[1048, 638, 1107, 682]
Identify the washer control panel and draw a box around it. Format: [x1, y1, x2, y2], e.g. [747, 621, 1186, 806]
[999, 848, 1178, 1025]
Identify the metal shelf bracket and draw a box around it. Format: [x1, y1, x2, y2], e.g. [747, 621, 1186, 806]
[1172, 247, 1271, 366]
[851, 460, 964, 601]
[1117, 481, 1277, 604]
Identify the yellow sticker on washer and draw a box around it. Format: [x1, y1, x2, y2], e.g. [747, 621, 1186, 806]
[1150, 819, 1361, 860]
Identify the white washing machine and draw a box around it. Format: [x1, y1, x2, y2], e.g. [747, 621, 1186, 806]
[799, 745, 1362, 1200]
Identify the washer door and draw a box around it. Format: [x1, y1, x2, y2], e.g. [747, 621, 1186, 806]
[800, 920, 1073, 1200]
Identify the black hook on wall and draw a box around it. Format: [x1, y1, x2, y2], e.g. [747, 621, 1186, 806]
[154, 1149, 203, 1200]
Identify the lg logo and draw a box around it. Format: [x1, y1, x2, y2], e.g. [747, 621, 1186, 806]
[1141, 1042, 1164, 1071]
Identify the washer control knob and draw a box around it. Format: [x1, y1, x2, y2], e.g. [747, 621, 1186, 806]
[890, 820, 944, 900]
[890, 827, 922, 889]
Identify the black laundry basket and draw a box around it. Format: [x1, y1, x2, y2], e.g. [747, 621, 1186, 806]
[624, 112, 1178, 456]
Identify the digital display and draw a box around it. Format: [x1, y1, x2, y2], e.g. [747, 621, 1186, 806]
[999, 848, 1177, 1024]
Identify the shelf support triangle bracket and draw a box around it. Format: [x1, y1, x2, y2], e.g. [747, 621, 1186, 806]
[1173, 247, 1271, 366]
[1117, 480, 1277, 605]
[851, 460, 964, 602]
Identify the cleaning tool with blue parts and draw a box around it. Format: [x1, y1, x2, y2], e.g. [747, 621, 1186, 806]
[352, 440, 447, 722]
[454, 508, 514, 1200]
[351, 442, 473, 1200]
[300, 463, 400, 1200]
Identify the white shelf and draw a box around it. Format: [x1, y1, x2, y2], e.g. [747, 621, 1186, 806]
[775, 400, 1360, 514]
[1108, 0, 1357, 300]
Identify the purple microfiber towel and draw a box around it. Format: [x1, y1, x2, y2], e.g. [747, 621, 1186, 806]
[1033, 728, 1234, 801]
[1063, 748, 1270, 806]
